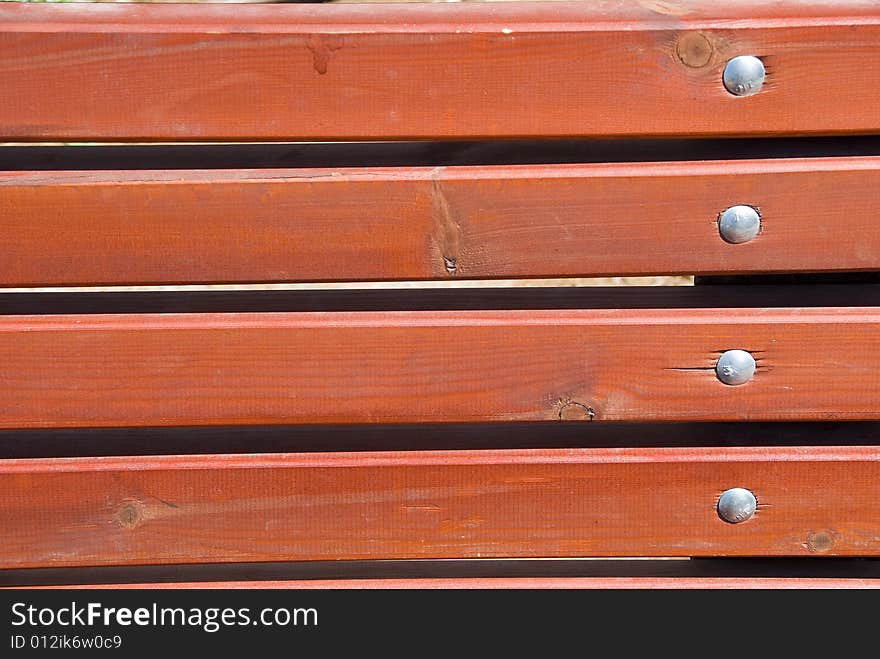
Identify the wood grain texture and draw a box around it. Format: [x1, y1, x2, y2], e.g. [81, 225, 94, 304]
[1, 308, 879, 428]
[3, 158, 880, 285]
[27, 578, 880, 590]
[1, 2, 880, 140]
[1, 447, 878, 567]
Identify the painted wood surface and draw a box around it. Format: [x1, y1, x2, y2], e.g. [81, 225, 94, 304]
[0, 308, 878, 428]
[1, 2, 879, 140]
[3, 158, 880, 285]
[0, 307, 880, 428]
[1, 447, 878, 568]
[26, 577, 880, 590]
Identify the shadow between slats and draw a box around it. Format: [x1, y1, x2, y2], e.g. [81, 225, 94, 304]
[1, 284, 879, 314]
[1, 422, 878, 459]
[3, 137, 880, 170]
[2, 558, 878, 588]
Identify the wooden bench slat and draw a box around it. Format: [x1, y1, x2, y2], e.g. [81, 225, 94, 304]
[2, 3, 879, 141]
[2, 447, 878, 568]
[4, 158, 880, 285]
[26, 578, 880, 590]
[1, 308, 878, 428]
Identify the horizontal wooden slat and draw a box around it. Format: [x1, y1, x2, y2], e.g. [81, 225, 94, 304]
[1, 308, 879, 428]
[1, 447, 878, 568]
[27, 578, 880, 590]
[3, 158, 880, 285]
[2, 2, 880, 140]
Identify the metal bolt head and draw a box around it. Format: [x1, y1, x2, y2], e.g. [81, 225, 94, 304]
[723, 55, 766, 96]
[717, 487, 757, 524]
[719, 205, 761, 244]
[715, 349, 756, 386]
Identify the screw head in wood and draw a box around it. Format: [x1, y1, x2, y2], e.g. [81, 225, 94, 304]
[723, 55, 765, 96]
[719, 205, 761, 244]
[715, 349, 756, 386]
[717, 487, 757, 523]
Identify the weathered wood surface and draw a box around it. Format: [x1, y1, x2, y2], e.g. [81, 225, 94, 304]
[3, 158, 880, 285]
[1, 2, 879, 140]
[1, 447, 878, 568]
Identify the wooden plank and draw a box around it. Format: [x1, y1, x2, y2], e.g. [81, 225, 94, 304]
[1, 308, 879, 428]
[1, 2, 880, 141]
[27, 578, 880, 590]
[1, 447, 878, 568]
[3, 158, 880, 285]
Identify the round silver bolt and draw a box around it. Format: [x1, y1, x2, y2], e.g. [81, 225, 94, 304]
[715, 349, 756, 386]
[719, 205, 761, 244]
[717, 487, 757, 524]
[723, 55, 765, 96]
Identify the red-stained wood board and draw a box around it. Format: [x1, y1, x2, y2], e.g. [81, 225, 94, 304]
[2, 158, 880, 285]
[26, 578, 880, 590]
[1, 447, 878, 568]
[1, 2, 879, 140]
[0, 308, 877, 428]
